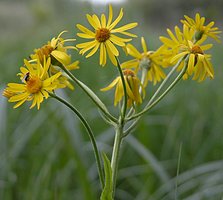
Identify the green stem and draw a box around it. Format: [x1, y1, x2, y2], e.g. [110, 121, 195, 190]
[111, 123, 123, 196]
[145, 57, 184, 108]
[59, 64, 117, 123]
[123, 63, 187, 137]
[116, 57, 128, 121]
[50, 93, 105, 188]
[126, 57, 186, 122]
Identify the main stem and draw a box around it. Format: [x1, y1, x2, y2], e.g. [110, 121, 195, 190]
[111, 123, 123, 196]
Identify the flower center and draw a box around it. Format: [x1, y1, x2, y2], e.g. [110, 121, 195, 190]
[139, 57, 151, 71]
[191, 45, 204, 55]
[36, 45, 54, 63]
[26, 75, 42, 94]
[95, 28, 110, 42]
[123, 69, 135, 77]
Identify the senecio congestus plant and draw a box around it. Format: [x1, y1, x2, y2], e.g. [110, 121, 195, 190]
[3, 5, 221, 199]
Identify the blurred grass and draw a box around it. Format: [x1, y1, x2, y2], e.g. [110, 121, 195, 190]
[1, 0, 223, 199]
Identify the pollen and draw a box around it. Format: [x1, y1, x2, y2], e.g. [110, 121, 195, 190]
[26, 76, 42, 94]
[36, 45, 54, 63]
[191, 45, 204, 55]
[95, 28, 110, 42]
[123, 69, 136, 77]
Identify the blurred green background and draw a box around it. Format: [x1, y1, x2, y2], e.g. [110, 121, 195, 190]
[0, 0, 223, 199]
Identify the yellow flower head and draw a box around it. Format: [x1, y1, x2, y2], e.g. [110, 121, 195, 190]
[101, 69, 142, 107]
[122, 37, 166, 86]
[32, 31, 77, 66]
[160, 25, 195, 52]
[171, 39, 214, 82]
[181, 13, 221, 42]
[31, 31, 79, 90]
[4, 57, 61, 109]
[76, 4, 138, 66]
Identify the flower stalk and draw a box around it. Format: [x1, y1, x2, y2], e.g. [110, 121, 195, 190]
[50, 93, 105, 188]
[116, 57, 128, 121]
[58, 64, 117, 123]
[126, 56, 187, 122]
[123, 57, 188, 137]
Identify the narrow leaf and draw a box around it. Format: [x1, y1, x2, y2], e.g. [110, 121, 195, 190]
[100, 153, 113, 200]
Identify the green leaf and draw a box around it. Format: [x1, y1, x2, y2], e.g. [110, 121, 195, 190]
[100, 153, 113, 200]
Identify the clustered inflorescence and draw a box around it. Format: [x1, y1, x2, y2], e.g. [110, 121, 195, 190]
[3, 6, 221, 110]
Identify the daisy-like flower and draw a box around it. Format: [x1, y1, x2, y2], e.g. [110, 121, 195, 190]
[31, 31, 80, 90]
[170, 40, 214, 82]
[4, 57, 61, 109]
[76, 4, 138, 66]
[181, 13, 221, 42]
[160, 25, 195, 53]
[101, 69, 142, 107]
[122, 37, 166, 86]
[32, 31, 77, 66]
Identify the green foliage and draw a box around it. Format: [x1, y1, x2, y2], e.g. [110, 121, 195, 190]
[100, 153, 113, 200]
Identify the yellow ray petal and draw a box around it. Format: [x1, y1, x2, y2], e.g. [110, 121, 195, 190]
[77, 40, 97, 48]
[86, 42, 100, 58]
[187, 54, 195, 75]
[99, 43, 104, 66]
[9, 92, 30, 102]
[120, 31, 137, 37]
[86, 14, 98, 29]
[51, 50, 71, 65]
[107, 4, 113, 28]
[77, 33, 95, 39]
[66, 60, 80, 70]
[141, 37, 147, 54]
[101, 77, 119, 91]
[105, 40, 119, 56]
[105, 42, 117, 66]
[76, 24, 95, 37]
[101, 14, 106, 28]
[109, 35, 125, 47]
[111, 23, 138, 33]
[109, 8, 123, 30]
[13, 98, 27, 108]
[126, 44, 142, 59]
[93, 14, 102, 28]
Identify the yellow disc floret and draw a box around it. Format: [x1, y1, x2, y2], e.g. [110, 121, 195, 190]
[95, 28, 111, 42]
[35, 45, 54, 64]
[26, 75, 42, 94]
[191, 45, 204, 55]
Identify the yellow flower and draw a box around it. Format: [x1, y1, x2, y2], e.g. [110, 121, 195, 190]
[31, 31, 79, 90]
[4, 57, 61, 109]
[76, 4, 138, 66]
[181, 13, 221, 42]
[2, 88, 15, 98]
[32, 31, 77, 66]
[171, 40, 214, 82]
[49, 60, 80, 90]
[101, 69, 142, 107]
[122, 37, 166, 86]
[160, 25, 194, 52]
